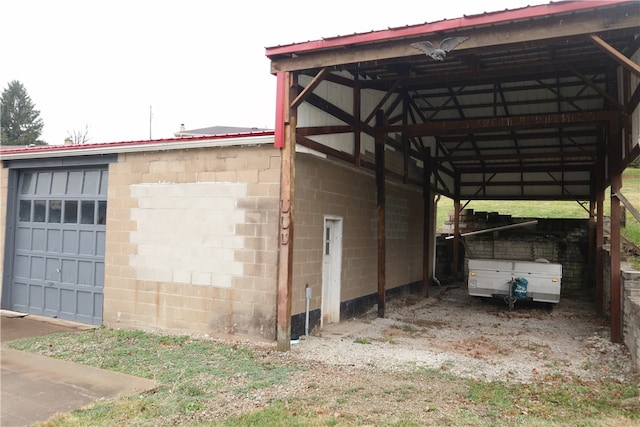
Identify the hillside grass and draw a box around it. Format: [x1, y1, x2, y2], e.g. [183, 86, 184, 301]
[436, 168, 640, 246]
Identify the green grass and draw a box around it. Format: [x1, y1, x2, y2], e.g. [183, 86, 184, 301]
[436, 168, 640, 268]
[8, 328, 302, 426]
[465, 375, 639, 425]
[7, 328, 639, 426]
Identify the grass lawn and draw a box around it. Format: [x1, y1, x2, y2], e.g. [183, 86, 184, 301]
[7, 328, 640, 426]
[436, 168, 640, 266]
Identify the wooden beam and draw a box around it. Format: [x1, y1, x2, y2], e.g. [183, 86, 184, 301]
[375, 111, 386, 318]
[423, 148, 432, 297]
[276, 72, 296, 352]
[297, 125, 353, 136]
[613, 191, 640, 223]
[291, 67, 330, 109]
[596, 188, 604, 317]
[589, 34, 640, 78]
[609, 119, 622, 343]
[296, 134, 355, 163]
[452, 197, 461, 275]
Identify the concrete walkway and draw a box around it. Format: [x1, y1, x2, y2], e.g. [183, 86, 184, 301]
[1, 312, 159, 426]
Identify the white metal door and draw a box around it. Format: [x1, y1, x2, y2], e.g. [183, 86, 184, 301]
[322, 217, 342, 326]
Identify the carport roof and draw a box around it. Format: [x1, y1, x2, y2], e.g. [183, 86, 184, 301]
[266, 0, 640, 201]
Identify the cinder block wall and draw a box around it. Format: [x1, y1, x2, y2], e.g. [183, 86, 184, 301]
[293, 153, 423, 321]
[463, 219, 589, 294]
[104, 144, 281, 340]
[623, 269, 640, 369]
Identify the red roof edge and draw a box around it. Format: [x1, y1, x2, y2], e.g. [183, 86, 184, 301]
[0, 131, 276, 156]
[265, 0, 634, 57]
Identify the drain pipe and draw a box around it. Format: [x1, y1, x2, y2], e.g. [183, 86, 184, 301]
[305, 284, 311, 336]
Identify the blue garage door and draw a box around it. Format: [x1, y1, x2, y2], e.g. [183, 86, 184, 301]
[11, 168, 107, 324]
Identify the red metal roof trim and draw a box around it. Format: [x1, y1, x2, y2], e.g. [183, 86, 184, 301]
[0, 131, 275, 156]
[265, 0, 633, 57]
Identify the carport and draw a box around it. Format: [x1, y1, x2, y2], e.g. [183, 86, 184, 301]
[267, 0, 640, 350]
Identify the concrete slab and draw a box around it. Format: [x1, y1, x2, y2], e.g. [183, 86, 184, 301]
[1, 313, 159, 426]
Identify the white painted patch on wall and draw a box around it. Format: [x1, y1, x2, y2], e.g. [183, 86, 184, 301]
[129, 182, 247, 287]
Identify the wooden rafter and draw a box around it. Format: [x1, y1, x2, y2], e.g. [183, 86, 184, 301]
[589, 34, 640, 78]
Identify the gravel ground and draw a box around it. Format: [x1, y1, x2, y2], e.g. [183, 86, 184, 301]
[290, 285, 635, 384]
[192, 284, 640, 424]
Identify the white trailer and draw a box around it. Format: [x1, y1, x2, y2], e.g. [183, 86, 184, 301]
[467, 258, 562, 309]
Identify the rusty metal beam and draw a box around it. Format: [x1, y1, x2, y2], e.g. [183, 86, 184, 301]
[438, 150, 597, 162]
[387, 111, 617, 136]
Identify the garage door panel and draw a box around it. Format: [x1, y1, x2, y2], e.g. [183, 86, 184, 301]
[29, 285, 44, 312]
[33, 200, 46, 222]
[44, 286, 59, 314]
[32, 228, 46, 251]
[51, 172, 66, 194]
[82, 171, 100, 194]
[10, 168, 107, 325]
[78, 261, 94, 286]
[96, 231, 105, 256]
[35, 172, 51, 195]
[62, 230, 78, 254]
[66, 171, 83, 194]
[77, 291, 93, 315]
[31, 257, 45, 280]
[60, 289, 75, 314]
[61, 259, 77, 283]
[14, 255, 30, 279]
[95, 262, 104, 288]
[12, 282, 28, 310]
[47, 229, 61, 251]
[45, 258, 60, 281]
[16, 227, 30, 250]
[79, 230, 95, 255]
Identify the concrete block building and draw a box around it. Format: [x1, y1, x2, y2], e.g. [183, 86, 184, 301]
[2, 1, 638, 350]
[0, 133, 423, 341]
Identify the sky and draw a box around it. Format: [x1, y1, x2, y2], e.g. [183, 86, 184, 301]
[2, 0, 548, 145]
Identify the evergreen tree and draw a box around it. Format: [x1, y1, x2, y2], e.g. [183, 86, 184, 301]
[0, 80, 46, 146]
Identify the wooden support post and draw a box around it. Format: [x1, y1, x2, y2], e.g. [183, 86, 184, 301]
[452, 198, 461, 275]
[596, 189, 604, 316]
[375, 111, 386, 318]
[609, 120, 622, 343]
[595, 136, 605, 316]
[588, 199, 595, 279]
[276, 72, 296, 352]
[423, 149, 432, 297]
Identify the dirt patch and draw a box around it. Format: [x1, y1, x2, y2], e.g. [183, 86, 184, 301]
[291, 285, 636, 383]
[194, 284, 638, 424]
